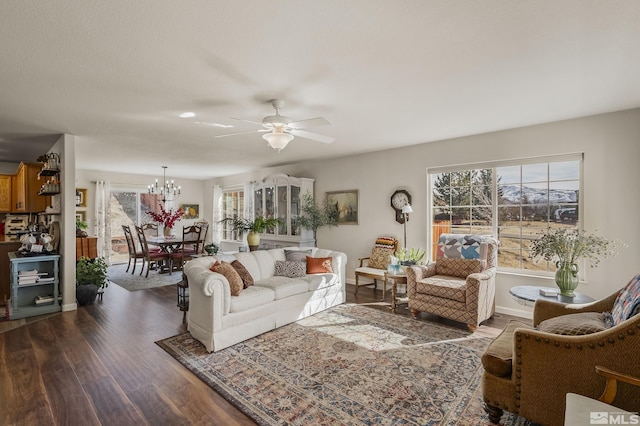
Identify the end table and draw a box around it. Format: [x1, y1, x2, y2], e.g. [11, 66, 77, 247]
[385, 272, 408, 313]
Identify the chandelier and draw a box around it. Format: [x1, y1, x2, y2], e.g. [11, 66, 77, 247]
[148, 166, 181, 202]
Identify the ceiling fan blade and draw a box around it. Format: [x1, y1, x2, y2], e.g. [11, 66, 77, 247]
[288, 117, 330, 129]
[229, 117, 265, 127]
[289, 129, 335, 144]
[215, 129, 268, 138]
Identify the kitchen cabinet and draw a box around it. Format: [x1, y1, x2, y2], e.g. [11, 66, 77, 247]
[12, 162, 49, 212]
[8, 252, 61, 320]
[0, 174, 11, 212]
[253, 174, 315, 248]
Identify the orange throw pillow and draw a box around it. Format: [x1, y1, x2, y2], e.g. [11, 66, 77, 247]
[306, 256, 333, 274]
[212, 261, 244, 296]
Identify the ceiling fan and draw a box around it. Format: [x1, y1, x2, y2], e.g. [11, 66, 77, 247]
[215, 99, 334, 151]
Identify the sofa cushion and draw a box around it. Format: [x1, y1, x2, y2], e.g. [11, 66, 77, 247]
[274, 260, 306, 278]
[254, 277, 309, 300]
[304, 273, 339, 292]
[435, 258, 484, 278]
[285, 249, 312, 263]
[229, 285, 276, 313]
[611, 274, 640, 325]
[416, 275, 467, 303]
[481, 320, 534, 377]
[212, 261, 244, 296]
[231, 260, 254, 288]
[307, 256, 334, 274]
[537, 312, 608, 335]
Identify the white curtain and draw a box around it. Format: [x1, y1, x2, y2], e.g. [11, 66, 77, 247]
[212, 185, 223, 244]
[243, 181, 255, 219]
[94, 180, 112, 265]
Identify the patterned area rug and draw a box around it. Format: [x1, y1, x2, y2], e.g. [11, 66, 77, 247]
[157, 304, 531, 425]
[108, 263, 182, 291]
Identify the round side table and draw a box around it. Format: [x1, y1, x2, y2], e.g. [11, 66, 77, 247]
[509, 285, 595, 307]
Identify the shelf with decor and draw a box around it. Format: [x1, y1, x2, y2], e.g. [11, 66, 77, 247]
[8, 252, 61, 320]
[37, 153, 61, 196]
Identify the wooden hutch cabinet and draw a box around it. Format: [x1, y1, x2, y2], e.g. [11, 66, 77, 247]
[253, 174, 315, 248]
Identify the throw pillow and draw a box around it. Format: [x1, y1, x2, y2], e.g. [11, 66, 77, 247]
[274, 260, 306, 278]
[306, 256, 334, 274]
[285, 249, 312, 263]
[231, 260, 254, 288]
[208, 260, 221, 272]
[611, 274, 640, 325]
[368, 246, 394, 269]
[212, 261, 244, 296]
[537, 312, 608, 335]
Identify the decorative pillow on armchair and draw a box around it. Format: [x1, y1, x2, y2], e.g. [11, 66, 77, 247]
[437, 234, 488, 260]
[537, 312, 608, 335]
[611, 274, 640, 325]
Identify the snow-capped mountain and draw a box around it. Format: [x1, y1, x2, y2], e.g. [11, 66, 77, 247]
[499, 185, 578, 204]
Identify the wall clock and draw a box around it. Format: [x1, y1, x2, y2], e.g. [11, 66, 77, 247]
[390, 189, 412, 224]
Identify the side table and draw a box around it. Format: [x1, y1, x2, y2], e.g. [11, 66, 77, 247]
[509, 285, 595, 307]
[385, 272, 408, 313]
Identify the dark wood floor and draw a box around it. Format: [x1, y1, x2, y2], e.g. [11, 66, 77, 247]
[0, 282, 525, 426]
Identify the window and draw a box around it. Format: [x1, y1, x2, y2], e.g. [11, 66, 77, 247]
[429, 155, 582, 273]
[221, 188, 244, 241]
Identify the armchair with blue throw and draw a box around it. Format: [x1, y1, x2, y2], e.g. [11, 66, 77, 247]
[406, 234, 498, 330]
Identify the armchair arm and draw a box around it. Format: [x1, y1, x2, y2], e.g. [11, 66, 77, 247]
[597, 366, 640, 403]
[513, 315, 640, 425]
[406, 264, 436, 298]
[533, 291, 619, 326]
[358, 256, 370, 267]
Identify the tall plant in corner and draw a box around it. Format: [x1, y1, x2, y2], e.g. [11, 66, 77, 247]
[296, 192, 339, 245]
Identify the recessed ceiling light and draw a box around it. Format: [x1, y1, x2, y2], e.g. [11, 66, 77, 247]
[179, 112, 196, 118]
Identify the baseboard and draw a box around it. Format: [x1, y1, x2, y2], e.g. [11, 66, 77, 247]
[495, 305, 532, 320]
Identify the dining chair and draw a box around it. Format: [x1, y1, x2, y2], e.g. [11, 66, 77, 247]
[122, 225, 144, 275]
[195, 221, 209, 252]
[141, 222, 161, 252]
[170, 225, 203, 272]
[134, 225, 171, 277]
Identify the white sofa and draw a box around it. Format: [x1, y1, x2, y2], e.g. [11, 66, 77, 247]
[184, 247, 347, 352]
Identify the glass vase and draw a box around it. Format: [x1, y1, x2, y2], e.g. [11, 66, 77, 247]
[555, 261, 579, 297]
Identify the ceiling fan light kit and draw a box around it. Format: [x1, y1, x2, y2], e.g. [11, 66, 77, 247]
[216, 99, 334, 151]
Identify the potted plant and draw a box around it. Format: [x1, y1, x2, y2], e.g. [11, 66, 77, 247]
[296, 192, 339, 244]
[76, 217, 88, 237]
[530, 228, 620, 296]
[219, 216, 282, 250]
[147, 205, 183, 237]
[204, 242, 219, 255]
[76, 257, 109, 306]
[395, 247, 426, 266]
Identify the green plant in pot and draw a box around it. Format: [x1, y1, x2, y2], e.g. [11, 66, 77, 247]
[296, 192, 339, 245]
[218, 216, 282, 250]
[76, 257, 108, 306]
[204, 243, 219, 255]
[76, 217, 88, 237]
[395, 247, 426, 266]
[530, 228, 620, 297]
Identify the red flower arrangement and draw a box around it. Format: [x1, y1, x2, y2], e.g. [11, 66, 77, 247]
[147, 205, 183, 229]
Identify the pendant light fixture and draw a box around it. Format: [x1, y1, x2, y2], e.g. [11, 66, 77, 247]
[148, 166, 181, 203]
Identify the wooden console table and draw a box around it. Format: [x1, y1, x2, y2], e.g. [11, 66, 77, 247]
[76, 237, 98, 260]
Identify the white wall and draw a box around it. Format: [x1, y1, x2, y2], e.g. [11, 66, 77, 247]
[75, 169, 207, 235]
[209, 108, 640, 318]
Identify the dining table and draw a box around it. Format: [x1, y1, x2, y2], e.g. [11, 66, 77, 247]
[146, 235, 203, 273]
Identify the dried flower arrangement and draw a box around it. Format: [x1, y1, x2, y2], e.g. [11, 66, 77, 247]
[147, 205, 183, 229]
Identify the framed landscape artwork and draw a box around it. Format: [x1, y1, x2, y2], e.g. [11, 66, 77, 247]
[180, 204, 200, 219]
[326, 190, 358, 225]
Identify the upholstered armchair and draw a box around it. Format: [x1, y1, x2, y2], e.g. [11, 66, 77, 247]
[481, 275, 640, 426]
[406, 234, 498, 330]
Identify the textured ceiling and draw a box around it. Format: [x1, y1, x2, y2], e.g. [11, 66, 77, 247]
[1, 1, 639, 179]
